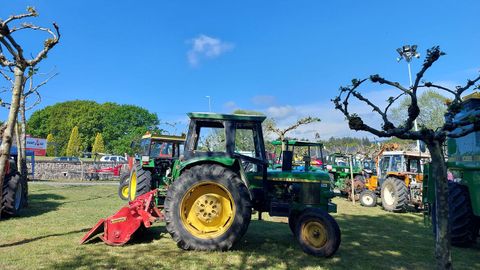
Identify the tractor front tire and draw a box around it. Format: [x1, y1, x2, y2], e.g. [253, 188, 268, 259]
[128, 164, 151, 201]
[1, 173, 25, 217]
[164, 164, 252, 251]
[449, 182, 477, 247]
[381, 177, 408, 212]
[359, 190, 377, 207]
[117, 172, 130, 200]
[295, 208, 341, 257]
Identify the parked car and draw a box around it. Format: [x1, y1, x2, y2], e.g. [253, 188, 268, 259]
[99, 155, 126, 162]
[53, 156, 80, 162]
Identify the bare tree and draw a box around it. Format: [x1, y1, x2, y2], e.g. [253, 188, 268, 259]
[1, 68, 57, 182]
[0, 7, 60, 217]
[265, 116, 321, 150]
[333, 46, 480, 270]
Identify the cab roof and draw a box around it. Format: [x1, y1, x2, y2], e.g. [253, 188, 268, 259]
[142, 133, 186, 143]
[382, 150, 430, 158]
[187, 112, 266, 122]
[271, 140, 323, 147]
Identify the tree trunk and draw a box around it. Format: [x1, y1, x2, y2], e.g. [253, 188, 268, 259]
[19, 94, 28, 181]
[426, 140, 452, 270]
[0, 66, 24, 218]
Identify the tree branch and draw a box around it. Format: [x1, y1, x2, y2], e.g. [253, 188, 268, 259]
[28, 22, 60, 66]
[24, 72, 58, 97]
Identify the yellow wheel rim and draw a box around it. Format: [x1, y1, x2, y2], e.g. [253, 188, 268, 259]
[122, 185, 129, 198]
[301, 221, 328, 248]
[129, 170, 137, 201]
[180, 181, 235, 239]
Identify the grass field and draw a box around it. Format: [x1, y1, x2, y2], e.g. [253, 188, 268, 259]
[0, 184, 478, 270]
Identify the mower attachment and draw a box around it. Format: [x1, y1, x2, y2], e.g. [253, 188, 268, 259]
[80, 189, 163, 246]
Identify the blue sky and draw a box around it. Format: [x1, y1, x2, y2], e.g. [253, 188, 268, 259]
[1, 0, 479, 139]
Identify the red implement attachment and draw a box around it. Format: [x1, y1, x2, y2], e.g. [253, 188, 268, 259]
[80, 189, 163, 245]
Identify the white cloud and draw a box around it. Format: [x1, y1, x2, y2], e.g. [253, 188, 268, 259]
[263, 87, 402, 140]
[252, 95, 276, 106]
[187, 35, 233, 66]
[223, 101, 238, 112]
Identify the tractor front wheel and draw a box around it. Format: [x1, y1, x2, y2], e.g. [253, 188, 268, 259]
[359, 190, 377, 207]
[128, 164, 152, 201]
[381, 177, 408, 212]
[117, 172, 130, 200]
[295, 208, 341, 257]
[164, 164, 251, 251]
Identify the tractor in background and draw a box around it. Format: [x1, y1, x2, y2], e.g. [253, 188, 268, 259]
[325, 153, 365, 199]
[118, 133, 185, 200]
[373, 151, 430, 212]
[83, 112, 341, 257]
[423, 92, 480, 247]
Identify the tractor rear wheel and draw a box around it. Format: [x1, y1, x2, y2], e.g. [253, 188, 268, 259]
[359, 190, 377, 207]
[295, 208, 341, 257]
[128, 164, 152, 201]
[1, 172, 25, 216]
[164, 164, 252, 251]
[117, 172, 130, 200]
[381, 177, 408, 212]
[448, 182, 477, 247]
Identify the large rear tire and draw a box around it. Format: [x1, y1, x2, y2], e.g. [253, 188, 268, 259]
[448, 182, 477, 247]
[164, 164, 252, 251]
[295, 208, 341, 257]
[2, 173, 25, 217]
[128, 164, 152, 201]
[381, 177, 408, 212]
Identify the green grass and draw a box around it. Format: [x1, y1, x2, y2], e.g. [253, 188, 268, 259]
[0, 185, 478, 270]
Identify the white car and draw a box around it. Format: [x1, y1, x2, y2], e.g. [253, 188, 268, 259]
[99, 155, 126, 162]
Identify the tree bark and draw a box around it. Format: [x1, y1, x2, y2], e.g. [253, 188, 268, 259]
[0, 66, 24, 218]
[427, 140, 452, 270]
[19, 94, 28, 181]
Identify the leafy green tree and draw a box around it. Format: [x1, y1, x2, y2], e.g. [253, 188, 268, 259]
[46, 133, 56, 156]
[27, 100, 160, 155]
[66, 126, 81, 156]
[390, 90, 448, 130]
[91, 133, 105, 154]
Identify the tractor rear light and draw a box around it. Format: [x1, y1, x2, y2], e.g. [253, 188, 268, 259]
[143, 161, 149, 165]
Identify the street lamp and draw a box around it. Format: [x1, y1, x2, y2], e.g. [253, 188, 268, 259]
[396, 45, 421, 152]
[205, 96, 212, 112]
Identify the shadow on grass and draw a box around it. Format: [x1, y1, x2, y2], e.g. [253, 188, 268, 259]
[15, 193, 66, 219]
[0, 228, 90, 248]
[45, 212, 466, 270]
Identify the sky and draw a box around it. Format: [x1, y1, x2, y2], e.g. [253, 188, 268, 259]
[1, 0, 479, 140]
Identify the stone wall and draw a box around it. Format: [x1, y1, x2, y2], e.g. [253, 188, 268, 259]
[27, 160, 129, 180]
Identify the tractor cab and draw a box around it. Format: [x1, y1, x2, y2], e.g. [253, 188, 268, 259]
[269, 140, 325, 172]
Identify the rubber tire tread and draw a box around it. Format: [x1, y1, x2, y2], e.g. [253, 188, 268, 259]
[132, 164, 152, 199]
[295, 208, 341, 257]
[360, 190, 377, 207]
[164, 164, 252, 251]
[381, 177, 408, 212]
[2, 172, 24, 216]
[448, 182, 477, 247]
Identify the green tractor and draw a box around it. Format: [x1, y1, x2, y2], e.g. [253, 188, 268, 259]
[423, 93, 480, 246]
[85, 112, 341, 257]
[325, 153, 365, 198]
[119, 133, 185, 200]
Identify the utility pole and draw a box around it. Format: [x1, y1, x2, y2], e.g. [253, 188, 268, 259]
[396, 45, 421, 152]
